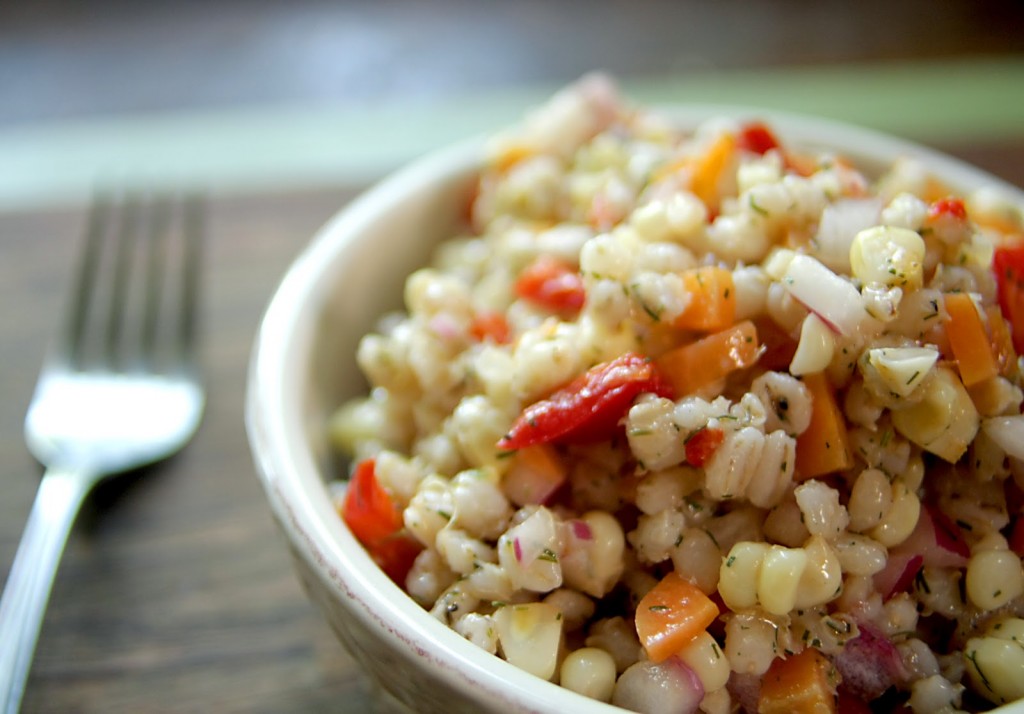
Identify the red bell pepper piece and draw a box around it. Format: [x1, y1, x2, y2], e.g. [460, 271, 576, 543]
[340, 458, 422, 583]
[993, 242, 1024, 354]
[514, 255, 586, 315]
[368, 533, 424, 584]
[497, 353, 674, 450]
[928, 196, 968, 222]
[469, 310, 511, 344]
[341, 458, 401, 544]
[738, 121, 781, 155]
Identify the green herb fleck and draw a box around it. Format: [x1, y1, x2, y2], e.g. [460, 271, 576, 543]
[538, 548, 559, 563]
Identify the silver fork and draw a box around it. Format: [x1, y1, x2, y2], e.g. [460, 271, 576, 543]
[0, 192, 206, 714]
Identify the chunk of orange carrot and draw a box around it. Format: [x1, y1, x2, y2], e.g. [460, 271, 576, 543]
[655, 320, 760, 396]
[794, 372, 853, 480]
[634, 572, 719, 663]
[758, 648, 839, 714]
[674, 266, 736, 332]
[944, 292, 998, 387]
[690, 132, 736, 209]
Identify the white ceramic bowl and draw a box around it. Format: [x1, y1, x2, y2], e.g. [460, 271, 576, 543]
[246, 106, 1024, 714]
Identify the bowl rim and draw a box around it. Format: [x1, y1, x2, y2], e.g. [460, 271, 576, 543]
[245, 135, 624, 713]
[246, 103, 1024, 713]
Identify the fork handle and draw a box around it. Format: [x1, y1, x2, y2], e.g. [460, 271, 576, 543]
[0, 467, 91, 714]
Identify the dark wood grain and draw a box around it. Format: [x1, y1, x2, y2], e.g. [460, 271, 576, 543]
[1, 137, 1023, 713]
[0, 186, 387, 714]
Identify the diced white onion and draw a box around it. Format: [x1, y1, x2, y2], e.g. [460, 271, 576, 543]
[814, 197, 882, 273]
[782, 254, 867, 336]
[982, 415, 1024, 462]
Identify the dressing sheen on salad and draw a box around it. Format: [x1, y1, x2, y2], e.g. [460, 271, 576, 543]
[329, 75, 1024, 714]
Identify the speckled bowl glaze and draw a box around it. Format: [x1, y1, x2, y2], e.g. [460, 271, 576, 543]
[245, 106, 1024, 714]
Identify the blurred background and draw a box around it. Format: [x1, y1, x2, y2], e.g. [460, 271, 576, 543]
[2, 0, 1024, 209]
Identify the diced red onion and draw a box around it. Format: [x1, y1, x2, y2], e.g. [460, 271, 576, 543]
[571, 519, 594, 541]
[428, 313, 462, 341]
[873, 551, 923, 600]
[835, 622, 908, 700]
[1009, 517, 1024, 557]
[892, 504, 968, 571]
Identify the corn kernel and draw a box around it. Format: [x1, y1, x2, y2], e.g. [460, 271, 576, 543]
[965, 630, 1024, 705]
[869, 481, 921, 548]
[758, 545, 808, 615]
[795, 535, 843, 608]
[966, 549, 1024, 611]
[989, 617, 1024, 645]
[850, 225, 925, 289]
[493, 602, 563, 680]
[891, 367, 979, 463]
[848, 468, 893, 532]
[559, 647, 617, 702]
[719, 542, 769, 611]
[865, 347, 938, 399]
[678, 630, 730, 692]
[789, 313, 835, 376]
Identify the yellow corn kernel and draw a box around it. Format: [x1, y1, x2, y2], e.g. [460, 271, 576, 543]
[965, 618, 1024, 705]
[849, 225, 925, 289]
[848, 468, 893, 532]
[966, 549, 1024, 611]
[719, 542, 769, 611]
[574, 511, 625, 598]
[864, 347, 938, 399]
[789, 313, 836, 377]
[891, 366, 979, 463]
[763, 248, 797, 280]
[901, 454, 925, 492]
[868, 481, 921, 548]
[559, 647, 616, 702]
[989, 617, 1024, 645]
[757, 545, 808, 615]
[678, 630, 730, 693]
[493, 602, 563, 680]
[795, 535, 844, 608]
[833, 533, 888, 577]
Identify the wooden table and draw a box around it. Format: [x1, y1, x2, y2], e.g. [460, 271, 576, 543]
[0, 185, 384, 713]
[1, 138, 1023, 713]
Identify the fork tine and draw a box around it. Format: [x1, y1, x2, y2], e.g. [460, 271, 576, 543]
[177, 193, 205, 369]
[64, 194, 110, 370]
[105, 193, 140, 366]
[62, 191, 204, 374]
[140, 195, 173, 360]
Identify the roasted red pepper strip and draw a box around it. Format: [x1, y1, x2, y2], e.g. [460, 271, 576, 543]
[340, 458, 422, 583]
[993, 242, 1024, 355]
[684, 426, 725, 467]
[514, 255, 586, 315]
[497, 353, 674, 450]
